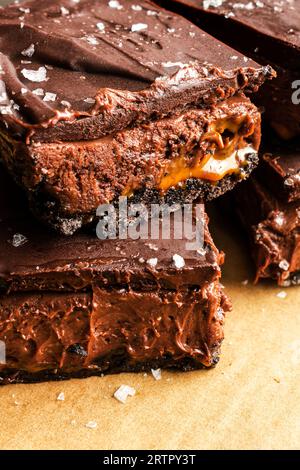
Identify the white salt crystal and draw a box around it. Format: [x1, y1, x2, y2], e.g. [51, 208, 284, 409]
[43, 92, 57, 102]
[151, 369, 162, 381]
[114, 385, 136, 404]
[21, 67, 47, 83]
[108, 1, 123, 9]
[85, 421, 98, 429]
[11, 233, 28, 247]
[173, 254, 185, 269]
[21, 44, 35, 58]
[131, 23, 148, 32]
[277, 291, 287, 299]
[147, 258, 158, 268]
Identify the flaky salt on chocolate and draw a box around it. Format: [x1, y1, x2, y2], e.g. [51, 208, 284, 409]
[0, 169, 231, 385]
[161, 0, 299, 139]
[0, 0, 274, 234]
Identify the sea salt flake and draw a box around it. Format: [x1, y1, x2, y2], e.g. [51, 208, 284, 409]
[60, 6, 69, 15]
[279, 260, 290, 271]
[147, 9, 158, 15]
[147, 258, 158, 268]
[151, 368, 162, 381]
[131, 23, 148, 32]
[241, 279, 249, 286]
[11, 233, 28, 247]
[173, 254, 185, 269]
[61, 100, 71, 108]
[43, 92, 57, 102]
[21, 67, 47, 83]
[96, 22, 105, 31]
[85, 420, 98, 429]
[114, 385, 136, 404]
[203, 0, 223, 9]
[84, 97, 96, 104]
[0, 105, 12, 115]
[147, 243, 158, 251]
[19, 7, 30, 14]
[85, 35, 99, 45]
[32, 88, 44, 96]
[21, 43, 35, 58]
[57, 392, 65, 401]
[21, 88, 28, 95]
[277, 291, 287, 299]
[162, 61, 187, 68]
[108, 0, 123, 9]
[132, 4, 142, 11]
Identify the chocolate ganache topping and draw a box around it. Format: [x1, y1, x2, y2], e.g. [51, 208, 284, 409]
[0, 0, 274, 142]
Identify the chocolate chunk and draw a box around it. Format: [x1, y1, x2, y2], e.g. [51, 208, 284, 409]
[0, 0, 274, 234]
[0, 169, 231, 384]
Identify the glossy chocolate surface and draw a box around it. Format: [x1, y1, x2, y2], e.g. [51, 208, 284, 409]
[0, 0, 273, 142]
[160, 0, 299, 138]
[0, 168, 230, 383]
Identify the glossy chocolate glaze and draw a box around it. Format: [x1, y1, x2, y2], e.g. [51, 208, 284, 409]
[160, 0, 299, 138]
[162, 0, 300, 67]
[0, 0, 273, 142]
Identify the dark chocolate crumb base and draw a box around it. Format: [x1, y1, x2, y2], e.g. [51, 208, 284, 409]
[0, 348, 221, 386]
[30, 152, 259, 236]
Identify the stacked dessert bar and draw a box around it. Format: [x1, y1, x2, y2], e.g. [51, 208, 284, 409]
[160, 0, 300, 286]
[0, 0, 274, 384]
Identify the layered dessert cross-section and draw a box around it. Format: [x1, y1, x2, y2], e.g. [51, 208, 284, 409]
[0, 0, 274, 234]
[159, 0, 300, 139]
[0, 169, 231, 385]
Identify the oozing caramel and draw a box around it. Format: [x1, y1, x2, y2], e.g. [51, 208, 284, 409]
[158, 116, 255, 191]
[123, 115, 257, 197]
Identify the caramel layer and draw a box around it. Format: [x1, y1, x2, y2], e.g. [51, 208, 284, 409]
[158, 116, 255, 191]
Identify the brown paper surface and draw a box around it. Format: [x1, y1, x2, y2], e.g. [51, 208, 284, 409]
[0, 206, 299, 450]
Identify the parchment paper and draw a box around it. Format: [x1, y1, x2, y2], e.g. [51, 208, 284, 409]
[0, 205, 299, 450]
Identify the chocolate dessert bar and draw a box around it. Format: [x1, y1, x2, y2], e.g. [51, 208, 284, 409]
[0, 0, 274, 235]
[257, 137, 300, 203]
[160, 0, 300, 139]
[0, 169, 230, 385]
[233, 141, 300, 286]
